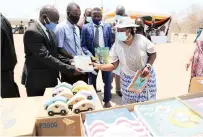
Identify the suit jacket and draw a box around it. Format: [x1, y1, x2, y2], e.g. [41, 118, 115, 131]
[22, 22, 75, 89]
[81, 22, 113, 56]
[1, 14, 17, 71]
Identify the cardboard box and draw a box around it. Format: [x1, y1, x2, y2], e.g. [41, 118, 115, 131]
[36, 115, 84, 136]
[35, 86, 102, 136]
[1, 97, 42, 136]
[189, 77, 203, 93]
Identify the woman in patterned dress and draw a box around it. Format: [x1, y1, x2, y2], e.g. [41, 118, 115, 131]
[186, 30, 203, 78]
[92, 17, 157, 104]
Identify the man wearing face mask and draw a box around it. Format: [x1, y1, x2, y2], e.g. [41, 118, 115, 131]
[22, 5, 81, 96]
[55, 3, 88, 84]
[81, 7, 113, 108]
[77, 8, 92, 33]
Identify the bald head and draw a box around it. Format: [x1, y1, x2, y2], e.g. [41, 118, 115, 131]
[39, 5, 59, 24]
[116, 5, 125, 16]
[84, 8, 92, 17]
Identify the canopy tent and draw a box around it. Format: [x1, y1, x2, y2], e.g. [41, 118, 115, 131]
[104, 10, 171, 25]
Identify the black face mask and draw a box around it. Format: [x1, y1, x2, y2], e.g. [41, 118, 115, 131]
[68, 13, 80, 24]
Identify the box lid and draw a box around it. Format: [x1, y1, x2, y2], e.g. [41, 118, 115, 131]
[1, 97, 42, 136]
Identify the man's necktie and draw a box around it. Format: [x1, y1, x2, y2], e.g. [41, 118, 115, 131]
[73, 26, 80, 54]
[94, 25, 99, 48]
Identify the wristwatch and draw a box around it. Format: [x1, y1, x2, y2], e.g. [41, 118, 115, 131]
[145, 63, 152, 70]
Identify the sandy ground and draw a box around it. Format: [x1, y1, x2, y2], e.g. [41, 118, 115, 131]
[13, 34, 196, 105]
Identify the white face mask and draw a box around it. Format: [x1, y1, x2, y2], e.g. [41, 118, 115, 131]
[86, 16, 92, 23]
[116, 31, 129, 41]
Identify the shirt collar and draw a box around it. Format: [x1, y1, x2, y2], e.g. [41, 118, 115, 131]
[66, 19, 75, 28]
[93, 21, 104, 27]
[37, 19, 47, 32]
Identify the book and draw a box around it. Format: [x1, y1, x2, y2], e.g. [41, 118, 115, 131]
[74, 56, 94, 72]
[84, 108, 151, 137]
[127, 70, 150, 93]
[184, 97, 203, 116]
[95, 47, 109, 64]
[134, 99, 203, 137]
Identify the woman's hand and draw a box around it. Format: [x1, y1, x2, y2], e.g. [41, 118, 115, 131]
[141, 67, 150, 78]
[90, 62, 102, 70]
[186, 62, 191, 71]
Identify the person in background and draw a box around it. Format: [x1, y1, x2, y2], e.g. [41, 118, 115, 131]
[110, 5, 127, 97]
[194, 28, 203, 43]
[81, 7, 112, 108]
[92, 17, 157, 104]
[159, 25, 166, 36]
[55, 3, 88, 84]
[1, 14, 20, 98]
[135, 17, 145, 35]
[22, 5, 81, 96]
[77, 8, 92, 31]
[186, 29, 203, 78]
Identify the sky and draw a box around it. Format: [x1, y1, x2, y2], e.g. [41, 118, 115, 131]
[0, 0, 203, 19]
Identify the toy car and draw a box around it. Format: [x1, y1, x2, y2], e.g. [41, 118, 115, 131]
[52, 86, 73, 97]
[46, 101, 69, 116]
[72, 81, 87, 88]
[54, 82, 73, 90]
[55, 90, 73, 101]
[44, 96, 68, 110]
[77, 90, 93, 100]
[67, 94, 86, 109]
[72, 84, 91, 95]
[72, 100, 95, 114]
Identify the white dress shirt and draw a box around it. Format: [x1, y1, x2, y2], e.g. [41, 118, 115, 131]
[37, 20, 49, 39]
[93, 22, 105, 47]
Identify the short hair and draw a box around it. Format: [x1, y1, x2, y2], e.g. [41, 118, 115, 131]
[40, 5, 56, 16]
[66, 2, 80, 12]
[92, 7, 102, 13]
[127, 27, 135, 36]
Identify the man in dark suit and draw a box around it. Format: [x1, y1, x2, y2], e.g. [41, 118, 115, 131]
[22, 5, 81, 96]
[81, 8, 112, 108]
[1, 14, 20, 98]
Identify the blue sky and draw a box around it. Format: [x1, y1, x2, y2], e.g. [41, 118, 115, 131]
[0, 0, 203, 18]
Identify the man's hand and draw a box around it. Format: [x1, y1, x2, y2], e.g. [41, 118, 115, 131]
[70, 59, 75, 65]
[74, 68, 84, 75]
[141, 67, 150, 78]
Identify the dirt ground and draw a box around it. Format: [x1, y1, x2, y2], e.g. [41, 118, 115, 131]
[13, 34, 195, 105]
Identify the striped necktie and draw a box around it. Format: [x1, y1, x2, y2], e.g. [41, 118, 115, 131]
[73, 26, 78, 54]
[94, 25, 99, 47]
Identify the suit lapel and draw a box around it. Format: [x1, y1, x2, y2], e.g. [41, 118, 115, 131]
[90, 23, 95, 50]
[36, 22, 53, 47]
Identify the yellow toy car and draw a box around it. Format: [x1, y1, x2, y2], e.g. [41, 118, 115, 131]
[72, 84, 91, 95]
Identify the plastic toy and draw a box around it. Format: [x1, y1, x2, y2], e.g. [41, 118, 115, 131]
[67, 94, 86, 109]
[46, 101, 69, 116]
[44, 96, 68, 110]
[54, 82, 73, 90]
[73, 81, 87, 88]
[72, 84, 91, 95]
[55, 90, 73, 101]
[73, 100, 95, 114]
[77, 90, 93, 100]
[52, 86, 73, 97]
